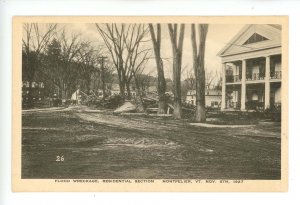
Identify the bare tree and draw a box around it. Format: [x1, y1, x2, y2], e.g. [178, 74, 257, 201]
[205, 70, 215, 89]
[97, 56, 109, 102]
[184, 68, 196, 91]
[168, 24, 185, 119]
[95, 23, 150, 101]
[22, 23, 57, 107]
[22, 23, 57, 56]
[134, 71, 152, 95]
[191, 24, 209, 122]
[90, 59, 114, 98]
[183, 67, 220, 94]
[78, 42, 99, 94]
[52, 29, 86, 99]
[133, 67, 152, 111]
[149, 23, 167, 114]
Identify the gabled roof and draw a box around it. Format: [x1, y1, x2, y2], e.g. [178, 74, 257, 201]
[218, 24, 281, 57]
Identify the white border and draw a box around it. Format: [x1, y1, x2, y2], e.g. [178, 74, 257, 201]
[1, 0, 300, 204]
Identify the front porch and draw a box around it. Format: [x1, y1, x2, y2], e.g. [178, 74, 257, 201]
[221, 54, 281, 111]
[223, 82, 281, 111]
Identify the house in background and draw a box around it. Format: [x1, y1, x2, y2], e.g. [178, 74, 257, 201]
[71, 89, 82, 104]
[186, 88, 222, 108]
[110, 84, 137, 97]
[218, 24, 282, 111]
[22, 81, 45, 107]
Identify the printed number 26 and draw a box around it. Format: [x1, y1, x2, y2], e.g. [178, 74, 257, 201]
[56, 156, 64, 162]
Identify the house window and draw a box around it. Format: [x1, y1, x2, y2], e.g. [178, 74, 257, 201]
[211, 101, 218, 107]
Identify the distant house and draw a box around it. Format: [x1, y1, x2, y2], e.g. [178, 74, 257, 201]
[110, 89, 137, 97]
[71, 89, 82, 104]
[186, 89, 222, 108]
[218, 24, 282, 111]
[22, 81, 45, 104]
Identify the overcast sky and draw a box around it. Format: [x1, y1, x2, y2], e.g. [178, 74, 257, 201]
[63, 23, 245, 80]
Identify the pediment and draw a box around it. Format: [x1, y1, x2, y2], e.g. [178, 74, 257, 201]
[218, 24, 281, 57]
[243, 33, 269, 45]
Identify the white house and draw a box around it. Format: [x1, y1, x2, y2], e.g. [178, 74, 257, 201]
[110, 89, 137, 97]
[186, 89, 222, 108]
[109, 84, 137, 97]
[218, 24, 282, 111]
[71, 89, 81, 104]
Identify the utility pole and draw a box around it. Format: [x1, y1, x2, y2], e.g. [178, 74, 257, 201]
[99, 56, 108, 106]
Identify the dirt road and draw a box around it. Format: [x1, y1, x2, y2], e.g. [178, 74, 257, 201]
[22, 106, 281, 179]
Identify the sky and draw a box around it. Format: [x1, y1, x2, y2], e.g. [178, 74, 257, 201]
[58, 23, 245, 81]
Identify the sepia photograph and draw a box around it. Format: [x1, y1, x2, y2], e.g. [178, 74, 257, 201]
[12, 16, 288, 192]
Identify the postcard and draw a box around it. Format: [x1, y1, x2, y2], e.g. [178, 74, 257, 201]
[12, 16, 288, 192]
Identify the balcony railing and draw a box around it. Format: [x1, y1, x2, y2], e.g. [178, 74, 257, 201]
[226, 75, 240, 83]
[247, 73, 265, 81]
[226, 71, 281, 83]
[271, 71, 282, 79]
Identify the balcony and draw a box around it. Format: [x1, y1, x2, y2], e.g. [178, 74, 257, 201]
[247, 73, 265, 81]
[271, 71, 282, 79]
[226, 75, 241, 83]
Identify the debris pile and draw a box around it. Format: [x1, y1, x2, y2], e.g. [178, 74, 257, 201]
[113, 101, 137, 114]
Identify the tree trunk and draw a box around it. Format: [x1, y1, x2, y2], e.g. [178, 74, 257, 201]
[168, 24, 185, 119]
[149, 24, 167, 114]
[157, 73, 167, 114]
[119, 80, 126, 101]
[134, 75, 146, 111]
[117, 69, 126, 102]
[191, 24, 208, 122]
[125, 82, 131, 100]
[195, 67, 206, 122]
[172, 52, 182, 119]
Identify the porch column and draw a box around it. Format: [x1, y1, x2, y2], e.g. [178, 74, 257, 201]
[241, 59, 246, 111]
[221, 63, 226, 110]
[264, 56, 271, 109]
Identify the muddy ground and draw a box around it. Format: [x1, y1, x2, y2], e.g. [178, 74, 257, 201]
[22, 106, 281, 179]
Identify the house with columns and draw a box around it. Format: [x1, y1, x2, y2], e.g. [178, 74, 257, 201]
[218, 24, 282, 111]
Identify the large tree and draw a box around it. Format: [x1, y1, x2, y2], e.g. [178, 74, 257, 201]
[168, 24, 185, 119]
[191, 24, 209, 122]
[149, 23, 167, 114]
[78, 43, 99, 94]
[41, 29, 87, 99]
[95, 23, 150, 101]
[41, 38, 63, 96]
[58, 30, 86, 99]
